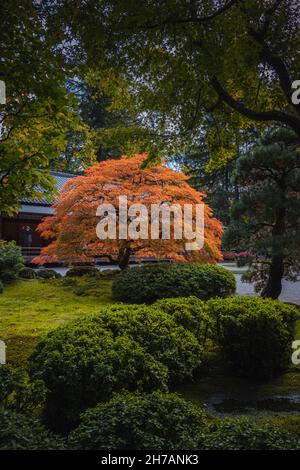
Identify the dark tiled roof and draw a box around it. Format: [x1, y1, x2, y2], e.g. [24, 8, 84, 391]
[20, 171, 75, 206]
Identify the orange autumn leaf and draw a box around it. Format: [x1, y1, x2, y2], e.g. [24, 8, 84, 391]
[33, 154, 223, 267]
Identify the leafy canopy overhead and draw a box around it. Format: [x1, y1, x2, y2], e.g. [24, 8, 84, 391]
[0, 0, 94, 214]
[57, 0, 300, 166]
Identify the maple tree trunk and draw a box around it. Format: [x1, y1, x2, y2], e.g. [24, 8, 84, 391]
[118, 245, 131, 270]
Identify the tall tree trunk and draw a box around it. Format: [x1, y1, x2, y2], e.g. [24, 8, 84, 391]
[118, 244, 131, 270]
[261, 195, 286, 299]
[261, 254, 284, 299]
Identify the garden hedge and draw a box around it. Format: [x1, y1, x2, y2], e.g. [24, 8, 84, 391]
[37, 269, 61, 279]
[69, 394, 300, 450]
[29, 305, 202, 432]
[0, 240, 24, 282]
[0, 411, 64, 450]
[69, 391, 208, 450]
[154, 296, 213, 346]
[207, 297, 299, 378]
[18, 267, 37, 279]
[86, 305, 202, 382]
[112, 263, 236, 303]
[201, 417, 300, 450]
[0, 364, 46, 415]
[30, 327, 168, 432]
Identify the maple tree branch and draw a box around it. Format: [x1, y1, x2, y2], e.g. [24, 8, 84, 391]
[248, 29, 295, 110]
[246, 1, 299, 114]
[210, 76, 300, 136]
[143, 0, 240, 29]
[261, 0, 284, 36]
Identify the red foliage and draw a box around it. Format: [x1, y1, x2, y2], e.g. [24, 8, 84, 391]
[222, 250, 254, 261]
[34, 155, 223, 267]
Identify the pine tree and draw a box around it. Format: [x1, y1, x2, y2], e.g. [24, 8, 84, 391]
[224, 128, 300, 299]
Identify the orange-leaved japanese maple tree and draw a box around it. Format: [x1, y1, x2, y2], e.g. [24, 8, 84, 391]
[34, 154, 223, 269]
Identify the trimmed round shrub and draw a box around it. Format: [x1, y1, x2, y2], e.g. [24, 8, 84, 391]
[81, 305, 203, 383]
[18, 267, 37, 279]
[207, 297, 299, 378]
[0, 240, 24, 282]
[0, 410, 64, 450]
[37, 269, 61, 279]
[154, 296, 214, 346]
[69, 391, 208, 450]
[29, 323, 169, 432]
[66, 265, 99, 277]
[0, 280, 3, 294]
[202, 417, 300, 450]
[112, 263, 236, 303]
[29, 305, 202, 432]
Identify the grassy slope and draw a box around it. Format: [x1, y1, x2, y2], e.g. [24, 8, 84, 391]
[0, 278, 117, 366]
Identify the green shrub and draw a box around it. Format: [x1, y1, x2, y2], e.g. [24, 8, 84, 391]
[83, 305, 203, 382]
[0, 365, 46, 416]
[54, 276, 109, 297]
[98, 268, 120, 280]
[0, 281, 3, 294]
[29, 320, 169, 433]
[202, 417, 300, 450]
[0, 410, 64, 450]
[0, 365, 15, 407]
[207, 297, 299, 378]
[37, 269, 61, 279]
[69, 391, 208, 450]
[66, 265, 99, 277]
[0, 240, 24, 282]
[112, 263, 236, 303]
[154, 296, 214, 346]
[29, 305, 202, 432]
[18, 267, 37, 279]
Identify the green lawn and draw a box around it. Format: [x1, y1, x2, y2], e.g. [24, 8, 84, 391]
[0, 277, 117, 366]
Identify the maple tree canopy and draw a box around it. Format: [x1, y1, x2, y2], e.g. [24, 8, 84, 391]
[34, 154, 223, 268]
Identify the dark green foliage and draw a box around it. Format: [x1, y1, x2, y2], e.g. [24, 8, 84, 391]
[66, 265, 100, 277]
[0, 365, 15, 408]
[207, 297, 299, 378]
[202, 417, 300, 450]
[83, 305, 203, 382]
[0, 365, 46, 416]
[224, 128, 300, 298]
[29, 304, 202, 432]
[36, 269, 61, 279]
[0, 281, 3, 294]
[173, 147, 238, 227]
[0, 241, 24, 282]
[29, 320, 168, 432]
[69, 391, 208, 450]
[18, 267, 37, 279]
[154, 296, 213, 346]
[0, 410, 64, 450]
[98, 268, 120, 280]
[112, 263, 236, 303]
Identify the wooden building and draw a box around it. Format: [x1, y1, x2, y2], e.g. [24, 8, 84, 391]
[0, 171, 74, 263]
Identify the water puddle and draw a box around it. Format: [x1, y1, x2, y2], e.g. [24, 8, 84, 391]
[208, 393, 300, 416]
